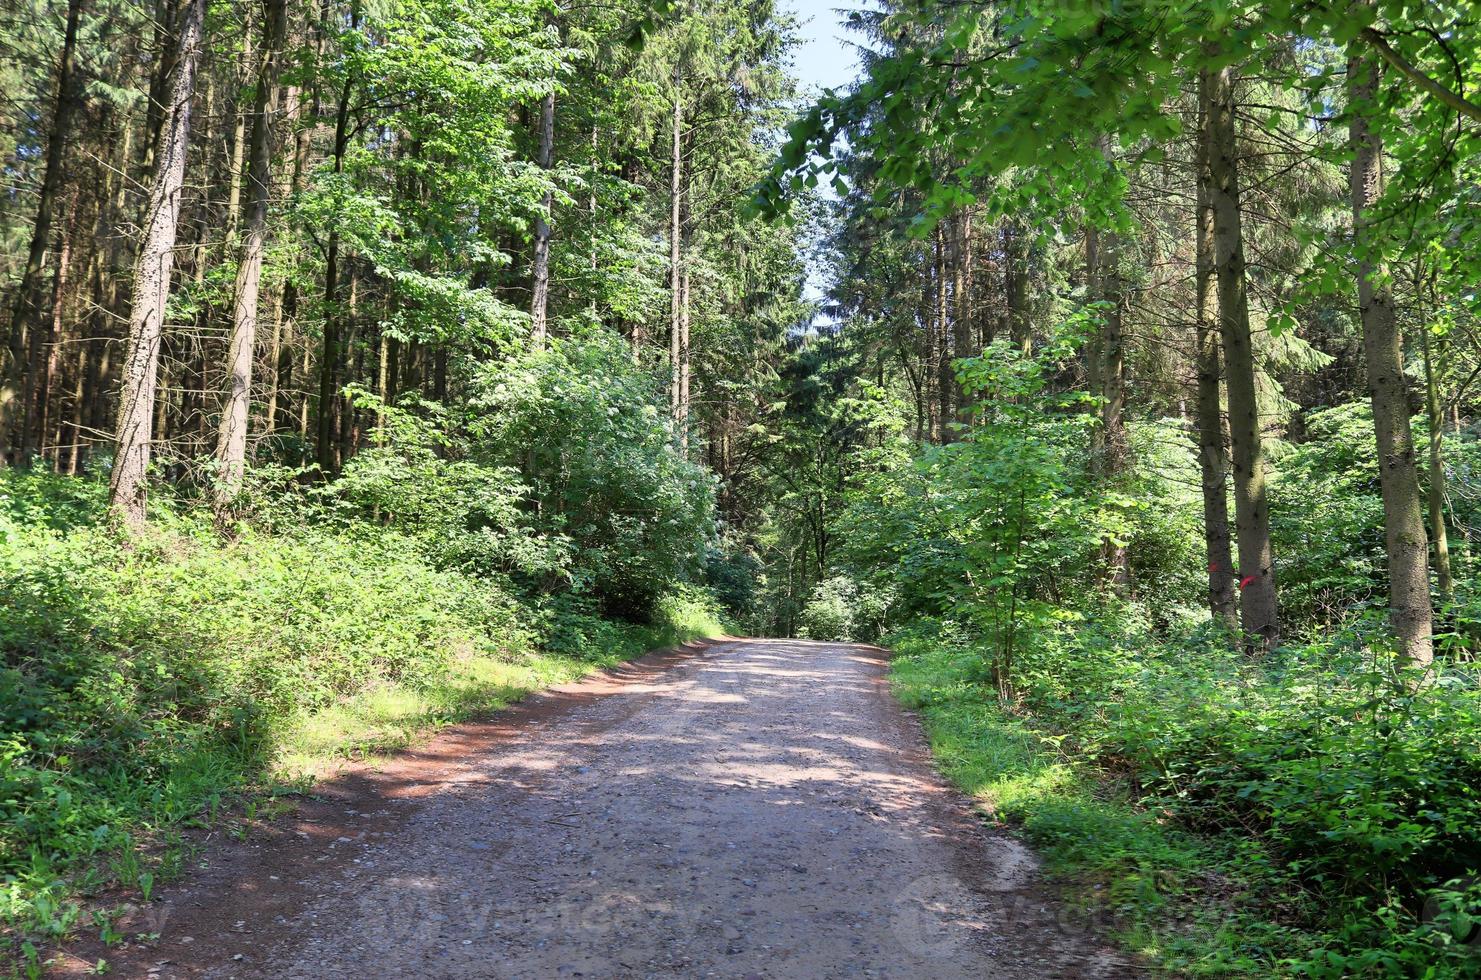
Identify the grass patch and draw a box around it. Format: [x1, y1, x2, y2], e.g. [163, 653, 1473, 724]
[277, 601, 724, 777]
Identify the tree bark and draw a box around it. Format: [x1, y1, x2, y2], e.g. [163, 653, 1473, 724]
[933, 225, 951, 435]
[224, 28, 253, 243]
[338, 272, 361, 467]
[214, 0, 287, 514]
[1087, 194, 1131, 588]
[2, 0, 83, 462]
[952, 212, 974, 427]
[1348, 44, 1433, 667]
[1004, 219, 1029, 356]
[1206, 63, 1279, 652]
[66, 340, 87, 474]
[678, 265, 691, 450]
[317, 10, 358, 475]
[1420, 322, 1453, 601]
[668, 75, 683, 430]
[1195, 70, 1239, 632]
[922, 255, 940, 444]
[1084, 224, 1105, 462]
[31, 207, 75, 463]
[110, 0, 207, 527]
[529, 85, 556, 347]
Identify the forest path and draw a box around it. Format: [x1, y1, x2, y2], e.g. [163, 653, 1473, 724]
[58, 639, 1136, 979]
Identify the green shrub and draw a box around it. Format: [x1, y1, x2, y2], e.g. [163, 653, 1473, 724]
[798, 576, 858, 641]
[469, 331, 716, 619]
[0, 468, 725, 936]
[889, 610, 1481, 976]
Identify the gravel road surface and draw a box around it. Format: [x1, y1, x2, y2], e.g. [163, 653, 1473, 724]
[56, 638, 1138, 979]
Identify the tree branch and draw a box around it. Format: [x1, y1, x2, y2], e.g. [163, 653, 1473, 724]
[1360, 27, 1481, 124]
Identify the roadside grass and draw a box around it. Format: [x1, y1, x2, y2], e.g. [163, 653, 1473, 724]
[890, 638, 1319, 977]
[278, 602, 725, 777]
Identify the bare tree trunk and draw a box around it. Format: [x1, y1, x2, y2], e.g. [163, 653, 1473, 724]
[668, 76, 684, 429]
[952, 212, 974, 428]
[270, 72, 313, 435]
[933, 225, 952, 434]
[214, 0, 287, 514]
[529, 86, 556, 347]
[678, 266, 691, 450]
[1098, 241, 1128, 477]
[2, 0, 83, 461]
[1195, 70, 1239, 632]
[1348, 44, 1433, 667]
[338, 274, 362, 468]
[922, 262, 940, 444]
[376, 328, 391, 443]
[66, 341, 87, 474]
[317, 17, 357, 475]
[1420, 322, 1453, 601]
[110, 0, 206, 527]
[1084, 225, 1105, 462]
[85, 335, 113, 467]
[1206, 63, 1279, 652]
[264, 289, 286, 430]
[32, 210, 74, 463]
[1004, 219, 1029, 356]
[1089, 203, 1131, 588]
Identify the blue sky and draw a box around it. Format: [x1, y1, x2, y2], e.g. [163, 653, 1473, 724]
[780, 0, 864, 96]
[778, 0, 864, 312]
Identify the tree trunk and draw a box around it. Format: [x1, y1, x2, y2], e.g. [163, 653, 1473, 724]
[1348, 44, 1433, 667]
[1004, 219, 1029, 356]
[32, 209, 74, 464]
[1420, 322, 1453, 601]
[922, 260, 940, 443]
[224, 29, 252, 243]
[933, 225, 951, 435]
[270, 74, 313, 435]
[376, 328, 391, 443]
[679, 266, 691, 450]
[1195, 70, 1239, 632]
[529, 85, 556, 347]
[66, 340, 87, 474]
[1098, 239, 1128, 477]
[1084, 225, 1105, 462]
[952, 212, 974, 427]
[264, 289, 287, 431]
[669, 77, 683, 429]
[1206, 63, 1279, 652]
[110, 0, 207, 527]
[2, 0, 83, 462]
[317, 19, 357, 475]
[338, 273, 361, 467]
[85, 335, 113, 467]
[214, 0, 287, 514]
[1089, 203, 1131, 588]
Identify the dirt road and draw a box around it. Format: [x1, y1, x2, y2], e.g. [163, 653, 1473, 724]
[61, 639, 1137, 979]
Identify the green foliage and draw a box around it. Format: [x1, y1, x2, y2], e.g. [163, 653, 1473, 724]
[892, 616, 1481, 976]
[796, 576, 858, 642]
[0, 469, 725, 937]
[470, 331, 717, 618]
[813, 331, 1481, 974]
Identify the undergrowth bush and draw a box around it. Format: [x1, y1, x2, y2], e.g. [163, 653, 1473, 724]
[0, 467, 725, 938]
[890, 613, 1481, 976]
[834, 345, 1481, 975]
[797, 576, 858, 641]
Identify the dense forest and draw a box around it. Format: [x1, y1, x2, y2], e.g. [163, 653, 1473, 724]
[2, 0, 1481, 974]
